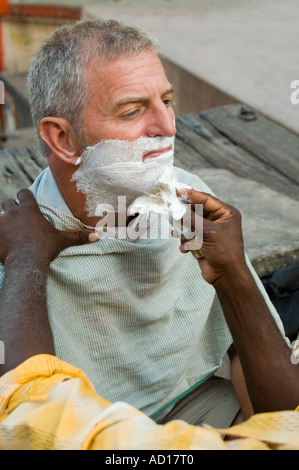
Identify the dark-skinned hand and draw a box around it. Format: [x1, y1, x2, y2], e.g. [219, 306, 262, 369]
[0, 189, 96, 266]
[178, 189, 248, 286]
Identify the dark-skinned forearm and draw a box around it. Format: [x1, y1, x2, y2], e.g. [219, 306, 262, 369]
[0, 254, 55, 376]
[214, 264, 299, 413]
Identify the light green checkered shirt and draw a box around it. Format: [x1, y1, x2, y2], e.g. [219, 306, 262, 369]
[0, 166, 285, 417]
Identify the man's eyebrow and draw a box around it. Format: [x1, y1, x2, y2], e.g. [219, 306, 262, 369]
[113, 96, 148, 110]
[163, 85, 175, 97]
[113, 86, 175, 110]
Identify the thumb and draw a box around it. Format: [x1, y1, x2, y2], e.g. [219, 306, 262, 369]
[184, 189, 231, 221]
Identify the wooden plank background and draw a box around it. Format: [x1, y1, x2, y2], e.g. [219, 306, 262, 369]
[174, 105, 299, 202]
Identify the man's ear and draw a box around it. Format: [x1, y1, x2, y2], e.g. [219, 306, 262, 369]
[39, 117, 82, 165]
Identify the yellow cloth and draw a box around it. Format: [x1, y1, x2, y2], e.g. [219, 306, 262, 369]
[0, 355, 298, 450]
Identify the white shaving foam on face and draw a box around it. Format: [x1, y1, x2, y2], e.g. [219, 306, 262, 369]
[83, 136, 175, 165]
[72, 134, 190, 224]
[128, 169, 190, 220]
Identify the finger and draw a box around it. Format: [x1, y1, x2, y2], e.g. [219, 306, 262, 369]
[171, 229, 180, 238]
[60, 229, 99, 248]
[17, 189, 38, 206]
[179, 244, 189, 254]
[184, 189, 232, 221]
[2, 198, 18, 211]
[185, 189, 225, 211]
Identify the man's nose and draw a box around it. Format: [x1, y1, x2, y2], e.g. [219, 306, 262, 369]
[145, 105, 176, 138]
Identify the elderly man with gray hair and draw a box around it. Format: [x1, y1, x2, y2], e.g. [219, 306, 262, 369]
[0, 19, 287, 428]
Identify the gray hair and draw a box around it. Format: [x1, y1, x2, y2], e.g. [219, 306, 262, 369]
[27, 19, 162, 157]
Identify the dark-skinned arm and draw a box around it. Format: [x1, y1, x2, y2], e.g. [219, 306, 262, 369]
[0, 189, 95, 376]
[180, 189, 299, 413]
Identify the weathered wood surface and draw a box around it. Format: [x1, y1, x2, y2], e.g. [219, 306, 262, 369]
[174, 104, 299, 202]
[0, 146, 47, 203]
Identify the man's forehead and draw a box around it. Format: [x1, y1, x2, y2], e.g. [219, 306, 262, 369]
[85, 51, 169, 90]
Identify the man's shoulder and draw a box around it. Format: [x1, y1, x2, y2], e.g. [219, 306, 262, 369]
[30, 167, 73, 216]
[174, 166, 215, 196]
